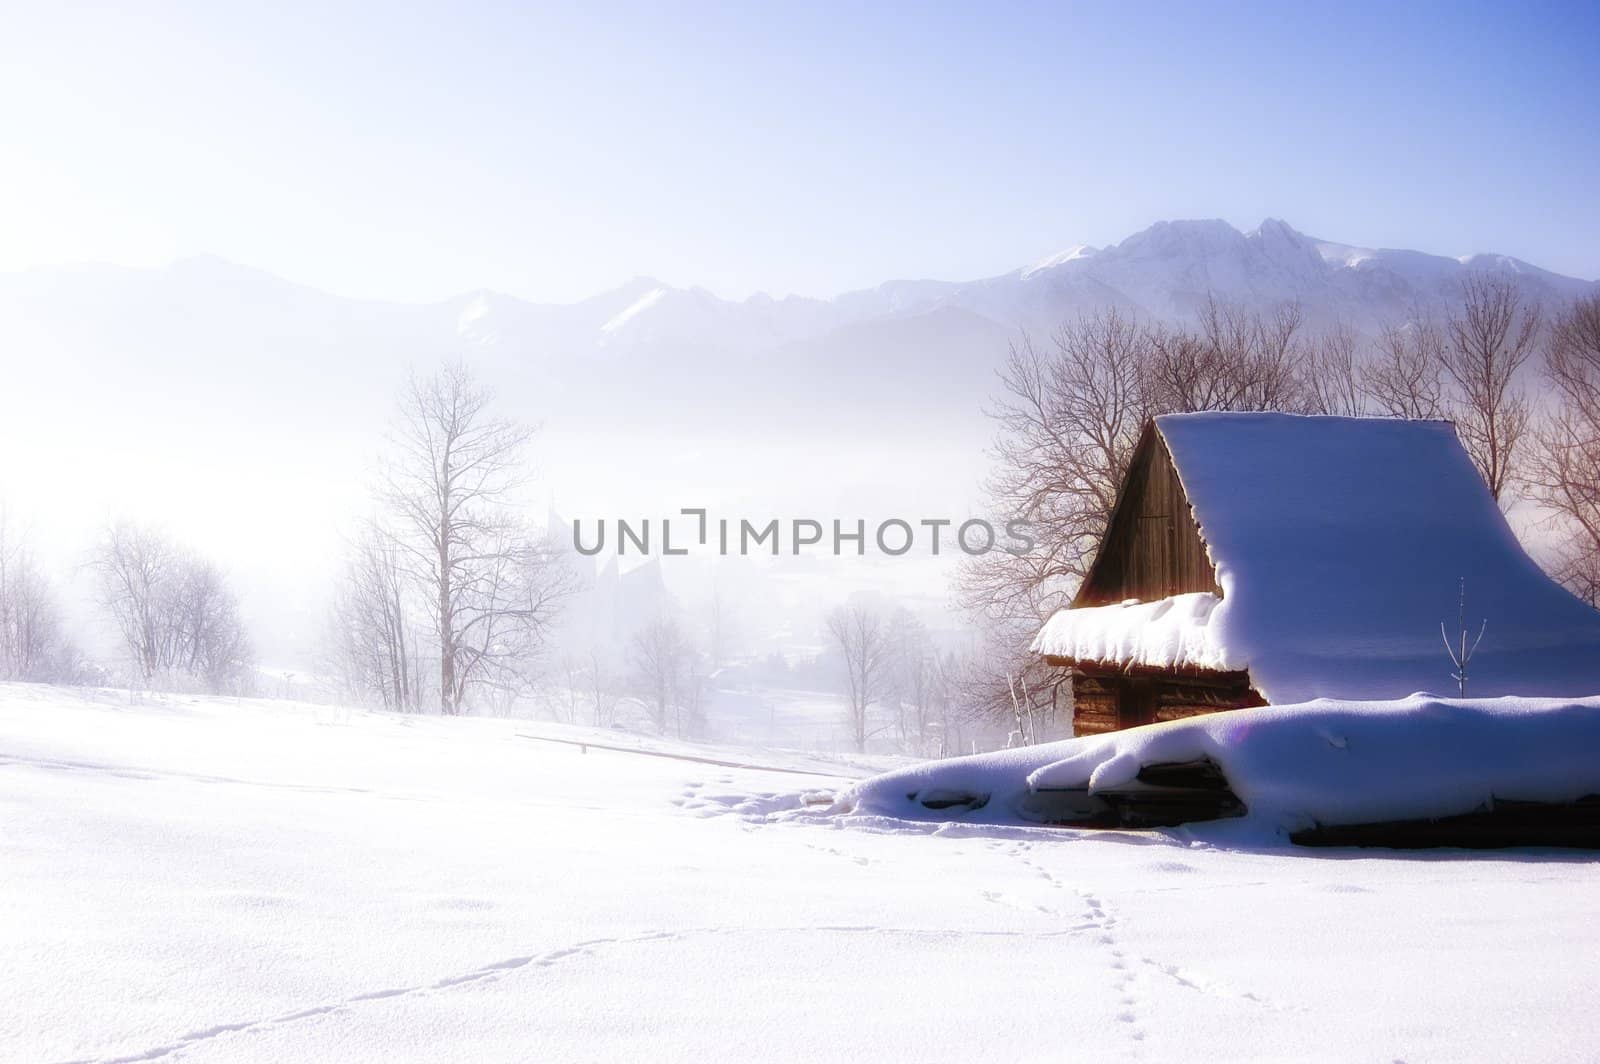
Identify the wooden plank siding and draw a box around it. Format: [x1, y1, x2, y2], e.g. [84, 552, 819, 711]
[1074, 424, 1219, 607]
[1064, 667, 1266, 735]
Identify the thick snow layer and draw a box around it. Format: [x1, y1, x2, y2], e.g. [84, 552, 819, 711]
[1082, 413, 1600, 702]
[7, 683, 1600, 1062]
[1031, 591, 1240, 672]
[848, 695, 1600, 839]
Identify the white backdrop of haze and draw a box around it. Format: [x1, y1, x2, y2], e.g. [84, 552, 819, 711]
[2, 221, 1596, 669]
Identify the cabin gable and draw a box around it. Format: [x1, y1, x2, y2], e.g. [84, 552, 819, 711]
[1074, 425, 1219, 608]
[1051, 422, 1256, 735]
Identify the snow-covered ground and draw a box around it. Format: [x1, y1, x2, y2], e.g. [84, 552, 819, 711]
[4, 683, 1598, 1062]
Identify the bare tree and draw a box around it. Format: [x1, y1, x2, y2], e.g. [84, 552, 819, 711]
[963, 309, 1155, 624]
[1304, 323, 1367, 417]
[1148, 298, 1309, 414]
[1528, 295, 1600, 603]
[328, 525, 422, 711]
[545, 654, 584, 722]
[0, 510, 72, 682]
[826, 601, 891, 753]
[885, 609, 944, 756]
[1244, 302, 1313, 412]
[379, 361, 570, 714]
[1364, 317, 1446, 419]
[926, 648, 965, 756]
[681, 653, 708, 740]
[585, 647, 623, 728]
[947, 620, 1064, 741]
[962, 300, 1314, 635]
[629, 614, 692, 736]
[706, 569, 731, 670]
[1440, 276, 1541, 501]
[175, 558, 253, 694]
[90, 522, 179, 681]
[89, 522, 253, 693]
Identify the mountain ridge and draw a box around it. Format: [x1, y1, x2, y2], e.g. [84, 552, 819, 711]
[9, 217, 1593, 340]
[3, 215, 1593, 428]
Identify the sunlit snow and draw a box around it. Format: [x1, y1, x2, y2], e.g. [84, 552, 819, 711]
[5, 683, 1598, 1063]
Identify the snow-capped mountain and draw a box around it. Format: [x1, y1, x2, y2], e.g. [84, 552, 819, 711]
[881, 217, 1591, 337]
[7, 219, 1591, 392]
[438, 217, 1595, 353]
[6, 214, 1593, 463]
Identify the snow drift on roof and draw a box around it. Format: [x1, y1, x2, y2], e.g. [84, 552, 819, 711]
[845, 695, 1600, 843]
[1032, 592, 1240, 673]
[1041, 413, 1600, 702]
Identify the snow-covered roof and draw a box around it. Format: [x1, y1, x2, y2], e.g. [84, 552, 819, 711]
[1032, 592, 1240, 675]
[1033, 413, 1600, 702]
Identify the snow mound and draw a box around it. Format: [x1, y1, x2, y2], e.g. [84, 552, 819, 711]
[1031, 591, 1239, 672]
[843, 696, 1600, 844]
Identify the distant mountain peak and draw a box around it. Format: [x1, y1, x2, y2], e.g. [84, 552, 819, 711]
[1116, 218, 1249, 258]
[1250, 217, 1302, 239]
[12, 219, 1594, 364]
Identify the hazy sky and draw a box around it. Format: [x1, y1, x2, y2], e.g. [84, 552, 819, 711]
[2, 1, 1596, 302]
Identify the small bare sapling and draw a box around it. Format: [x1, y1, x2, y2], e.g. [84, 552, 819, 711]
[1440, 577, 1487, 697]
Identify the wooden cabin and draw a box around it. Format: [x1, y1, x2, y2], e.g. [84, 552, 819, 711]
[1033, 412, 1600, 735]
[1039, 419, 1264, 734]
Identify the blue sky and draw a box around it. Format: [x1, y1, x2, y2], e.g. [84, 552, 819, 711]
[2, 1, 1596, 301]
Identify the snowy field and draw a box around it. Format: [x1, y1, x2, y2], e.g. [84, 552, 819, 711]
[4, 684, 1599, 1062]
